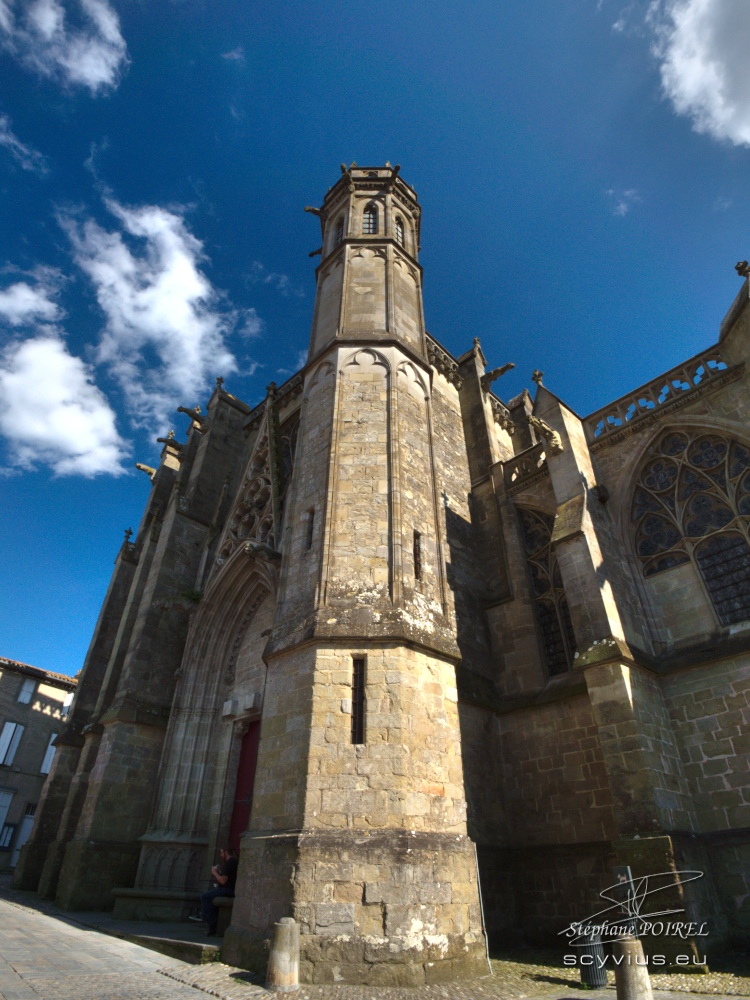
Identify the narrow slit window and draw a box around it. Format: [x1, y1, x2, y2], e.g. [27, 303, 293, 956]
[351, 657, 366, 745]
[334, 216, 344, 245]
[395, 216, 405, 247]
[363, 204, 378, 234]
[305, 508, 315, 551]
[413, 530, 422, 580]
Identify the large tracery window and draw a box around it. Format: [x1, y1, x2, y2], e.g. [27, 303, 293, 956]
[518, 507, 576, 676]
[631, 429, 750, 625]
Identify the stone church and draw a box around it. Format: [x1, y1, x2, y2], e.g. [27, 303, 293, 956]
[15, 164, 749, 985]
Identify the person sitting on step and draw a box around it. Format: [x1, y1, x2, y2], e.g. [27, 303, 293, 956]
[189, 847, 239, 936]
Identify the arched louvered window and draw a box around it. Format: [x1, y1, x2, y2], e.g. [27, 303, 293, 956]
[631, 430, 750, 625]
[363, 203, 378, 234]
[518, 507, 576, 676]
[395, 216, 405, 247]
[334, 216, 345, 245]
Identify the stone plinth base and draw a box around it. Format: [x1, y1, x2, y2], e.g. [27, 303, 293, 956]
[37, 839, 69, 899]
[55, 839, 142, 911]
[12, 842, 45, 891]
[614, 834, 724, 964]
[223, 828, 489, 985]
[112, 887, 199, 922]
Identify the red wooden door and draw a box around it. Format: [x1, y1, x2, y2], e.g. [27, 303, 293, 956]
[228, 721, 261, 852]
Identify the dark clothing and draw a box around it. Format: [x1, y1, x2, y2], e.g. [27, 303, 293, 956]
[221, 854, 238, 892]
[200, 855, 238, 933]
[200, 886, 234, 933]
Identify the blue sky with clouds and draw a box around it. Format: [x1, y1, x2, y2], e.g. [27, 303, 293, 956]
[2, 0, 750, 675]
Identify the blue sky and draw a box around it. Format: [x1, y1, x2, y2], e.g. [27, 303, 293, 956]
[2, 0, 750, 676]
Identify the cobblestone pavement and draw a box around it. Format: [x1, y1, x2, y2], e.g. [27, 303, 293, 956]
[163, 957, 750, 1000]
[0, 898, 209, 1000]
[1, 877, 748, 1000]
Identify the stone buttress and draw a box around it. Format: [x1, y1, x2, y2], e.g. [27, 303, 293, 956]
[18, 390, 252, 910]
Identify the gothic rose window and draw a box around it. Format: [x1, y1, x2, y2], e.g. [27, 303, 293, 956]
[631, 430, 750, 625]
[517, 507, 576, 676]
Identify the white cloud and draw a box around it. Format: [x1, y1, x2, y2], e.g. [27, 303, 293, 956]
[63, 198, 241, 433]
[0, 334, 128, 476]
[248, 260, 304, 298]
[606, 188, 642, 216]
[275, 350, 308, 378]
[0, 0, 129, 95]
[221, 46, 244, 62]
[611, 2, 642, 33]
[0, 114, 49, 174]
[0, 275, 60, 325]
[648, 0, 750, 146]
[237, 307, 263, 338]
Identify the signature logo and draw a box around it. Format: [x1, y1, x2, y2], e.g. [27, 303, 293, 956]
[559, 869, 707, 945]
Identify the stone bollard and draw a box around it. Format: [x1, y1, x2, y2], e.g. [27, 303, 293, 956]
[266, 917, 300, 992]
[613, 935, 653, 1000]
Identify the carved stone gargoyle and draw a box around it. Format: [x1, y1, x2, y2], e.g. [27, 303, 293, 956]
[480, 362, 515, 392]
[528, 415, 563, 455]
[244, 541, 281, 563]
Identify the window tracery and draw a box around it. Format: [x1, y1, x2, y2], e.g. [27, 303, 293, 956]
[631, 429, 750, 625]
[395, 216, 405, 247]
[220, 440, 275, 561]
[517, 507, 576, 676]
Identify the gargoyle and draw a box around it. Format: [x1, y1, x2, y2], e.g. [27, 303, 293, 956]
[480, 362, 515, 392]
[528, 415, 563, 455]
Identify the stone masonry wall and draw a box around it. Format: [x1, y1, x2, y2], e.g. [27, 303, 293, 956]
[662, 655, 750, 831]
[498, 695, 616, 846]
[327, 352, 390, 603]
[303, 644, 467, 833]
[627, 666, 696, 831]
[662, 655, 750, 930]
[431, 374, 492, 673]
[277, 359, 336, 618]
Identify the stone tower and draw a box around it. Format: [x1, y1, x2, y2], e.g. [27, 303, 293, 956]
[222, 164, 487, 982]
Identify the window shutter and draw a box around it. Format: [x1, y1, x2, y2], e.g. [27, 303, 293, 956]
[40, 734, 57, 774]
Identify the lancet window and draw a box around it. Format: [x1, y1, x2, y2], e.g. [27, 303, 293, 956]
[517, 507, 576, 676]
[395, 216, 405, 247]
[279, 412, 300, 490]
[363, 203, 378, 234]
[334, 216, 344, 246]
[631, 430, 750, 625]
